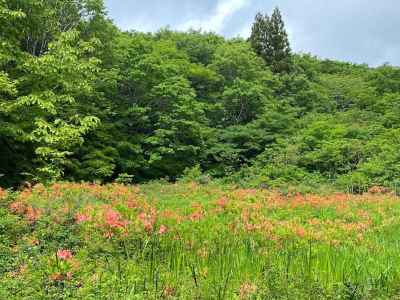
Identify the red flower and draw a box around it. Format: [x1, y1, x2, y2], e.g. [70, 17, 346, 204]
[57, 249, 73, 261]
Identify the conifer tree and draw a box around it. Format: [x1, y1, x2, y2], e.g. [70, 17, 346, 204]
[250, 7, 292, 73]
[249, 12, 269, 58]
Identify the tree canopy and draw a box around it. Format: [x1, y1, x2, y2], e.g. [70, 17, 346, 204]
[1, 1, 400, 191]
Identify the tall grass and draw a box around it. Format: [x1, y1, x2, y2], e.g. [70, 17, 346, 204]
[1, 182, 400, 299]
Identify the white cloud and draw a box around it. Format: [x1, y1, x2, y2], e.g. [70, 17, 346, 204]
[179, 0, 250, 33]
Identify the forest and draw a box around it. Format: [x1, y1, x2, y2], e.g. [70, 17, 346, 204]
[2, 0, 400, 191]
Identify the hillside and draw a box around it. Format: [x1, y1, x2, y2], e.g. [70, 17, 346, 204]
[1, 1, 400, 191]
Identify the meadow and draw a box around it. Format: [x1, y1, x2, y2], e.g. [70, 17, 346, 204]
[1, 182, 400, 299]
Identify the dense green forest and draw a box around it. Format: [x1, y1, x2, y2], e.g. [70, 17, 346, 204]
[1, 0, 400, 191]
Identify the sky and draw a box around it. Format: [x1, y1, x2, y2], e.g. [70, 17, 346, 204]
[104, 0, 400, 67]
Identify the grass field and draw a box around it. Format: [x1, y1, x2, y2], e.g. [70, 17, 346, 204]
[1, 182, 400, 299]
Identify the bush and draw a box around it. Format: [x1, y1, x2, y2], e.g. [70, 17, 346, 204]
[115, 173, 134, 185]
[179, 165, 211, 184]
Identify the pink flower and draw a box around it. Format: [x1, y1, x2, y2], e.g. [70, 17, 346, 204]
[142, 219, 153, 233]
[158, 225, 168, 235]
[105, 209, 120, 225]
[216, 197, 229, 208]
[105, 209, 128, 229]
[57, 249, 73, 261]
[75, 213, 89, 224]
[190, 210, 203, 222]
[138, 210, 157, 233]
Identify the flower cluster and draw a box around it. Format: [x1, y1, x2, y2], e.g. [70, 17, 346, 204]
[138, 208, 157, 233]
[57, 249, 73, 261]
[9, 201, 42, 223]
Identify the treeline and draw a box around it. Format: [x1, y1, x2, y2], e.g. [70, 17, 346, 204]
[1, 0, 400, 190]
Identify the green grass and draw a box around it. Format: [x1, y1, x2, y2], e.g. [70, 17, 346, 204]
[1, 182, 400, 299]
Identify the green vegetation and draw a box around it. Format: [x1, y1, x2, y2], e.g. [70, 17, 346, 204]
[2, 2, 400, 298]
[2, 182, 400, 299]
[1, 1, 400, 191]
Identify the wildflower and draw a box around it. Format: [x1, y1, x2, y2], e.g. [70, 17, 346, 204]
[138, 210, 157, 233]
[16, 188, 33, 202]
[158, 225, 168, 235]
[25, 206, 42, 223]
[294, 226, 306, 238]
[105, 209, 120, 226]
[75, 213, 89, 224]
[50, 183, 63, 198]
[143, 220, 153, 232]
[189, 210, 203, 222]
[9, 201, 26, 214]
[126, 198, 138, 209]
[57, 249, 73, 261]
[216, 197, 229, 209]
[105, 209, 128, 229]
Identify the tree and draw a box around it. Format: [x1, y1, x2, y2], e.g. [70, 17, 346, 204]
[221, 79, 266, 125]
[249, 13, 269, 58]
[7, 0, 105, 56]
[144, 76, 207, 178]
[2, 31, 100, 181]
[250, 7, 292, 73]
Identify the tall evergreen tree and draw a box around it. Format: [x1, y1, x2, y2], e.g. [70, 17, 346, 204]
[250, 7, 292, 73]
[249, 13, 269, 58]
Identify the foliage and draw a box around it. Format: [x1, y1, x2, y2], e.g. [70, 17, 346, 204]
[250, 7, 292, 73]
[1, 1, 400, 191]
